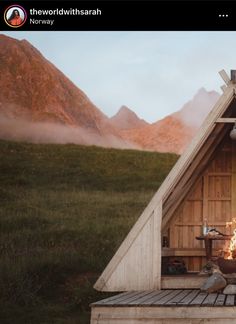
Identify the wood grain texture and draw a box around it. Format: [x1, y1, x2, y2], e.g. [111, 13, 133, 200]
[166, 134, 233, 271]
[91, 290, 236, 307]
[231, 142, 236, 219]
[91, 290, 236, 323]
[94, 86, 235, 292]
[161, 276, 206, 289]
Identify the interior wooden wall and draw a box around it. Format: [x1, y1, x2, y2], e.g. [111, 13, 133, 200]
[163, 136, 234, 271]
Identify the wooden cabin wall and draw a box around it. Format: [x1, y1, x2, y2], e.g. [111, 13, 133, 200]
[164, 136, 233, 271]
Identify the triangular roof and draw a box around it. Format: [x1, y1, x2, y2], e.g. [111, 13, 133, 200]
[95, 80, 236, 292]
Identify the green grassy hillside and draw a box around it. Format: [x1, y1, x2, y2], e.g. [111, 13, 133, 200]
[0, 140, 178, 323]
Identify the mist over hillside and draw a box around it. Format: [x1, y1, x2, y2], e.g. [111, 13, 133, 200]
[0, 34, 220, 154]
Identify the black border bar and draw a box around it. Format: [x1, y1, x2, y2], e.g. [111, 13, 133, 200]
[1, 1, 236, 31]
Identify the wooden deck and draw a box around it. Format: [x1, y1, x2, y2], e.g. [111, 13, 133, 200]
[91, 289, 236, 323]
[92, 289, 236, 307]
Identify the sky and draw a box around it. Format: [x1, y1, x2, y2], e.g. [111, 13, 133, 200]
[2, 31, 236, 123]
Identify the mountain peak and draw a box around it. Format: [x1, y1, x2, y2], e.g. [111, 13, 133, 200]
[197, 87, 207, 94]
[118, 105, 134, 114]
[0, 34, 137, 149]
[110, 105, 149, 130]
[0, 35, 31, 47]
[120, 88, 220, 154]
[177, 88, 220, 128]
[194, 87, 219, 99]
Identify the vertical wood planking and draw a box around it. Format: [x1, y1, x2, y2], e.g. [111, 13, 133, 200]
[164, 133, 233, 272]
[153, 203, 162, 289]
[104, 212, 156, 290]
[231, 142, 236, 220]
[203, 174, 209, 225]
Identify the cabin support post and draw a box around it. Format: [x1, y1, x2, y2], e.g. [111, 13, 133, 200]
[153, 202, 162, 289]
[232, 142, 236, 218]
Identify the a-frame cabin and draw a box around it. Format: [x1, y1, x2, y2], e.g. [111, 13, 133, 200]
[91, 71, 236, 323]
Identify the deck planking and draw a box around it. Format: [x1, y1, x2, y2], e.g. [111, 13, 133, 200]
[190, 291, 208, 305]
[152, 289, 182, 305]
[165, 289, 192, 305]
[128, 290, 163, 305]
[225, 294, 235, 306]
[178, 289, 200, 305]
[92, 289, 236, 307]
[101, 291, 143, 305]
[214, 293, 226, 306]
[140, 289, 173, 305]
[202, 293, 218, 306]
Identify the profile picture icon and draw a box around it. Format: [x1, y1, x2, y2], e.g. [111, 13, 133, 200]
[4, 5, 27, 28]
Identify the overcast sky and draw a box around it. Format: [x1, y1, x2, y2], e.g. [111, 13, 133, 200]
[2, 31, 236, 123]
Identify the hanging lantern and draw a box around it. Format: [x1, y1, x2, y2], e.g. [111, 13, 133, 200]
[230, 123, 236, 140]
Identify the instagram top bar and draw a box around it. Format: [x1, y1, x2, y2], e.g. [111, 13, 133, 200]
[0, 1, 236, 31]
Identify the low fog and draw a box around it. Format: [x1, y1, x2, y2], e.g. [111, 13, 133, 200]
[0, 89, 220, 153]
[0, 115, 137, 150]
[177, 89, 220, 129]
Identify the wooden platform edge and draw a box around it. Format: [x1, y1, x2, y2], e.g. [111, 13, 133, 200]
[161, 275, 207, 289]
[91, 305, 236, 324]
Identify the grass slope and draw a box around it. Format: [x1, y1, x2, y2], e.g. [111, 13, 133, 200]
[0, 140, 178, 324]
